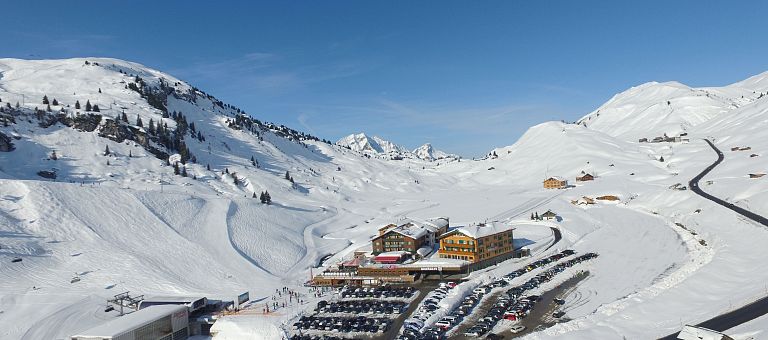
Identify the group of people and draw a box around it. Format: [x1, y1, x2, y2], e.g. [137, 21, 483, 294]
[263, 286, 305, 314]
[309, 285, 334, 298]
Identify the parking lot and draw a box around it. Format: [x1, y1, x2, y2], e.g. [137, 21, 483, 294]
[289, 285, 421, 339]
[340, 286, 416, 300]
[315, 300, 408, 317]
[397, 250, 599, 340]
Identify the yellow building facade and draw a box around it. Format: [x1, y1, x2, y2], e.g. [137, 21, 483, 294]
[438, 224, 514, 263]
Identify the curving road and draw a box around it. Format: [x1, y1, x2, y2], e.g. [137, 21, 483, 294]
[688, 139, 768, 226]
[659, 139, 768, 339]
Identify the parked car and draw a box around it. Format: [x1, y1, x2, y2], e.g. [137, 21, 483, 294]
[510, 325, 526, 333]
[464, 326, 487, 336]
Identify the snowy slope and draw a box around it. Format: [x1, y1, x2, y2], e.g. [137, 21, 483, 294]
[3, 58, 768, 340]
[577, 75, 768, 140]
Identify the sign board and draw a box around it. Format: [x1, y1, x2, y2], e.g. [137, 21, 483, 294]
[237, 292, 249, 306]
[421, 267, 443, 271]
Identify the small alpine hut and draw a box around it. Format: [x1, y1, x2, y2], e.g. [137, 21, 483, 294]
[541, 210, 557, 220]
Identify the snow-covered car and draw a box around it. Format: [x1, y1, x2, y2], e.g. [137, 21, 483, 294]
[510, 325, 526, 333]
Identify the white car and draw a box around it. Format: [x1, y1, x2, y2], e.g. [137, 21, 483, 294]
[510, 325, 526, 333]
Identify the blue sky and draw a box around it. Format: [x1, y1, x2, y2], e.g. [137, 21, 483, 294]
[2, 1, 768, 157]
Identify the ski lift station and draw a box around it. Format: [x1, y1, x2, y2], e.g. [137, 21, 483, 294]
[70, 304, 189, 340]
[138, 296, 207, 314]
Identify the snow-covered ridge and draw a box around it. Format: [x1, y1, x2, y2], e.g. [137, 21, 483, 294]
[577, 73, 768, 140]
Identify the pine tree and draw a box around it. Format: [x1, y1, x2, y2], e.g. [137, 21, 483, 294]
[259, 191, 266, 203]
[264, 191, 271, 204]
[46, 104, 51, 112]
[659, 156, 665, 162]
[136, 115, 143, 127]
[206, 163, 211, 171]
[42, 95, 49, 104]
[129, 150, 132, 157]
[75, 100, 81, 110]
[104, 145, 110, 156]
[85, 100, 92, 112]
[92, 104, 100, 112]
[52, 98, 58, 106]
[534, 212, 540, 220]
[225, 168, 229, 174]
[181, 166, 188, 177]
[121, 111, 128, 123]
[107, 160, 110, 165]
[253, 192, 257, 199]
[531, 213, 535, 220]
[98, 88, 102, 93]
[173, 162, 180, 175]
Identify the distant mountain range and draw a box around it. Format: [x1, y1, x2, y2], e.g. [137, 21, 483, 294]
[336, 133, 458, 161]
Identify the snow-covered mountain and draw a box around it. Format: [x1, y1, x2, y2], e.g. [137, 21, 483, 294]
[4, 58, 768, 339]
[336, 133, 396, 154]
[336, 133, 456, 161]
[577, 73, 768, 140]
[411, 142, 455, 161]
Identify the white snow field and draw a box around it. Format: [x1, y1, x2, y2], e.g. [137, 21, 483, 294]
[1, 58, 768, 339]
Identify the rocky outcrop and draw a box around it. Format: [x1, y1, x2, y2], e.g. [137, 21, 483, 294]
[60, 113, 102, 132]
[98, 119, 147, 146]
[0, 131, 14, 152]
